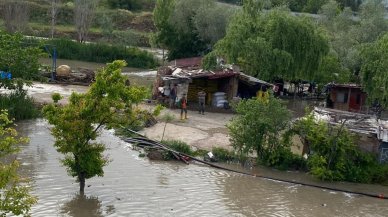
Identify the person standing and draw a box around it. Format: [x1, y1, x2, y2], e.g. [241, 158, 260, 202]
[180, 94, 188, 120]
[198, 89, 206, 115]
[169, 84, 177, 109]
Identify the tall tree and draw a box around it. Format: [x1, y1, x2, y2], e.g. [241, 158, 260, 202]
[152, 0, 176, 62]
[48, 0, 61, 39]
[43, 60, 148, 193]
[153, 0, 234, 60]
[1, 0, 30, 33]
[360, 33, 388, 108]
[318, 0, 388, 77]
[211, 0, 329, 82]
[0, 110, 37, 216]
[74, 0, 99, 42]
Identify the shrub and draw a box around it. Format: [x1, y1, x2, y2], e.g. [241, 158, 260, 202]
[45, 38, 158, 68]
[0, 91, 40, 121]
[228, 96, 293, 167]
[212, 147, 235, 162]
[161, 140, 193, 160]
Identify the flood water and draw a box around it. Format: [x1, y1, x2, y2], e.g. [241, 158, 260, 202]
[15, 119, 388, 217]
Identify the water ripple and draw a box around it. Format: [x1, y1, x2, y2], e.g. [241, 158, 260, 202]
[13, 120, 388, 217]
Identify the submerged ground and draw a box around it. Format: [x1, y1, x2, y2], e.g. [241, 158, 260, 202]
[17, 119, 388, 217]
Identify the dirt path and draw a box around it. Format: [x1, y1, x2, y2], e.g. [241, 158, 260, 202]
[26, 82, 233, 151]
[140, 106, 233, 151]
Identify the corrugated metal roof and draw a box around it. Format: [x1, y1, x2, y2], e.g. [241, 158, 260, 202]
[239, 73, 274, 86]
[169, 57, 202, 68]
[330, 83, 362, 88]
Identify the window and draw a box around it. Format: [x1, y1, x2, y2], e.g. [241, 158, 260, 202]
[336, 92, 348, 103]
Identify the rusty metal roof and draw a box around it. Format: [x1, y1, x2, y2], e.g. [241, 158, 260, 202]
[329, 83, 362, 89]
[169, 57, 202, 68]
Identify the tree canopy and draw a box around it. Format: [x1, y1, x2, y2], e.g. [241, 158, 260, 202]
[152, 0, 235, 60]
[318, 0, 388, 78]
[211, 1, 329, 82]
[0, 31, 42, 90]
[0, 110, 37, 216]
[360, 33, 388, 108]
[43, 60, 148, 193]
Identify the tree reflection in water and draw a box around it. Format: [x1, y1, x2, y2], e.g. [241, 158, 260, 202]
[60, 193, 114, 217]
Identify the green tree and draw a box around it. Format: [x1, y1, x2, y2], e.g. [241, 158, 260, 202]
[212, 2, 329, 82]
[0, 31, 42, 90]
[303, 0, 328, 13]
[319, 0, 388, 77]
[228, 96, 294, 167]
[153, 0, 233, 60]
[152, 0, 176, 60]
[316, 53, 350, 85]
[360, 33, 388, 108]
[335, 0, 362, 11]
[43, 60, 147, 193]
[0, 110, 37, 216]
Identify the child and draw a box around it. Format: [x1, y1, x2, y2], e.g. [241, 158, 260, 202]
[180, 94, 188, 120]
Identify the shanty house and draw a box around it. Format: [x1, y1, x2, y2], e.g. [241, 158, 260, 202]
[326, 83, 367, 113]
[153, 57, 272, 107]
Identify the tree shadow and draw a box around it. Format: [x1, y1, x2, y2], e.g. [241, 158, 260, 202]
[60, 193, 112, 217]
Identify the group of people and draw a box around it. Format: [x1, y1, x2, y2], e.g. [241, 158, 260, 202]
[165, 84, 207, 120]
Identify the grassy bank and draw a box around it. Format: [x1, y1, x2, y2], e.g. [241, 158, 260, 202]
[34, 38, 159, 69]
[0, 91, 40, 121]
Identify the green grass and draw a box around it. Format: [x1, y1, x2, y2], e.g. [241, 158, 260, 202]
[161, 140, 194, 160]
[212, 147, 236, 162]
[34, 38, 158, 69]
[0, 91, 40, 121]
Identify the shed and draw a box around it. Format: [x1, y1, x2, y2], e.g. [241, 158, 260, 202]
[326, 83, 367, 113]
[153, 57, 273, 107]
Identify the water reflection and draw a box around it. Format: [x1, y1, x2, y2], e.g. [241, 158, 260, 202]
[60, 193, 108, 217]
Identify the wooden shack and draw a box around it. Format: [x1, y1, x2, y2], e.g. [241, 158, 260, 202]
[153, 57, 273, 107]
[326, 84, 367, 113]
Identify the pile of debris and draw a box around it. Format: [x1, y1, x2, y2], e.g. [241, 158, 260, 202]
[313, 107, 377, 135]
[43, 65, 95, 85]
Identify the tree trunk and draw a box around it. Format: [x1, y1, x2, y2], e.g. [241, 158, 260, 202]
[79, 172, 86, 193]
[51, 1, 55, 39]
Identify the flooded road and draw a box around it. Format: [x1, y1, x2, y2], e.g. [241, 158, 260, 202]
[16, 119, 388, 217]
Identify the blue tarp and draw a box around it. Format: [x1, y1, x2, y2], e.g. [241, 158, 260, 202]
[0, 71, 12, 80]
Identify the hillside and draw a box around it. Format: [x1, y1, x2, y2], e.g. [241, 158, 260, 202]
[0, 0, 156, 47]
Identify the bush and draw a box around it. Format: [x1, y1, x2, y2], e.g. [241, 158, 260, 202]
[228, 96, 293, 167]
[161, 140, 193, 160]
[212, 147, 235, 162]
[261, 146, 306, 170]
[45, 38, 158, 68]
[0, 91, 40, 121]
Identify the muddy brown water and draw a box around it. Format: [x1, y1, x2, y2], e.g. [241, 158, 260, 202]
[14, 119, 388, 217]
